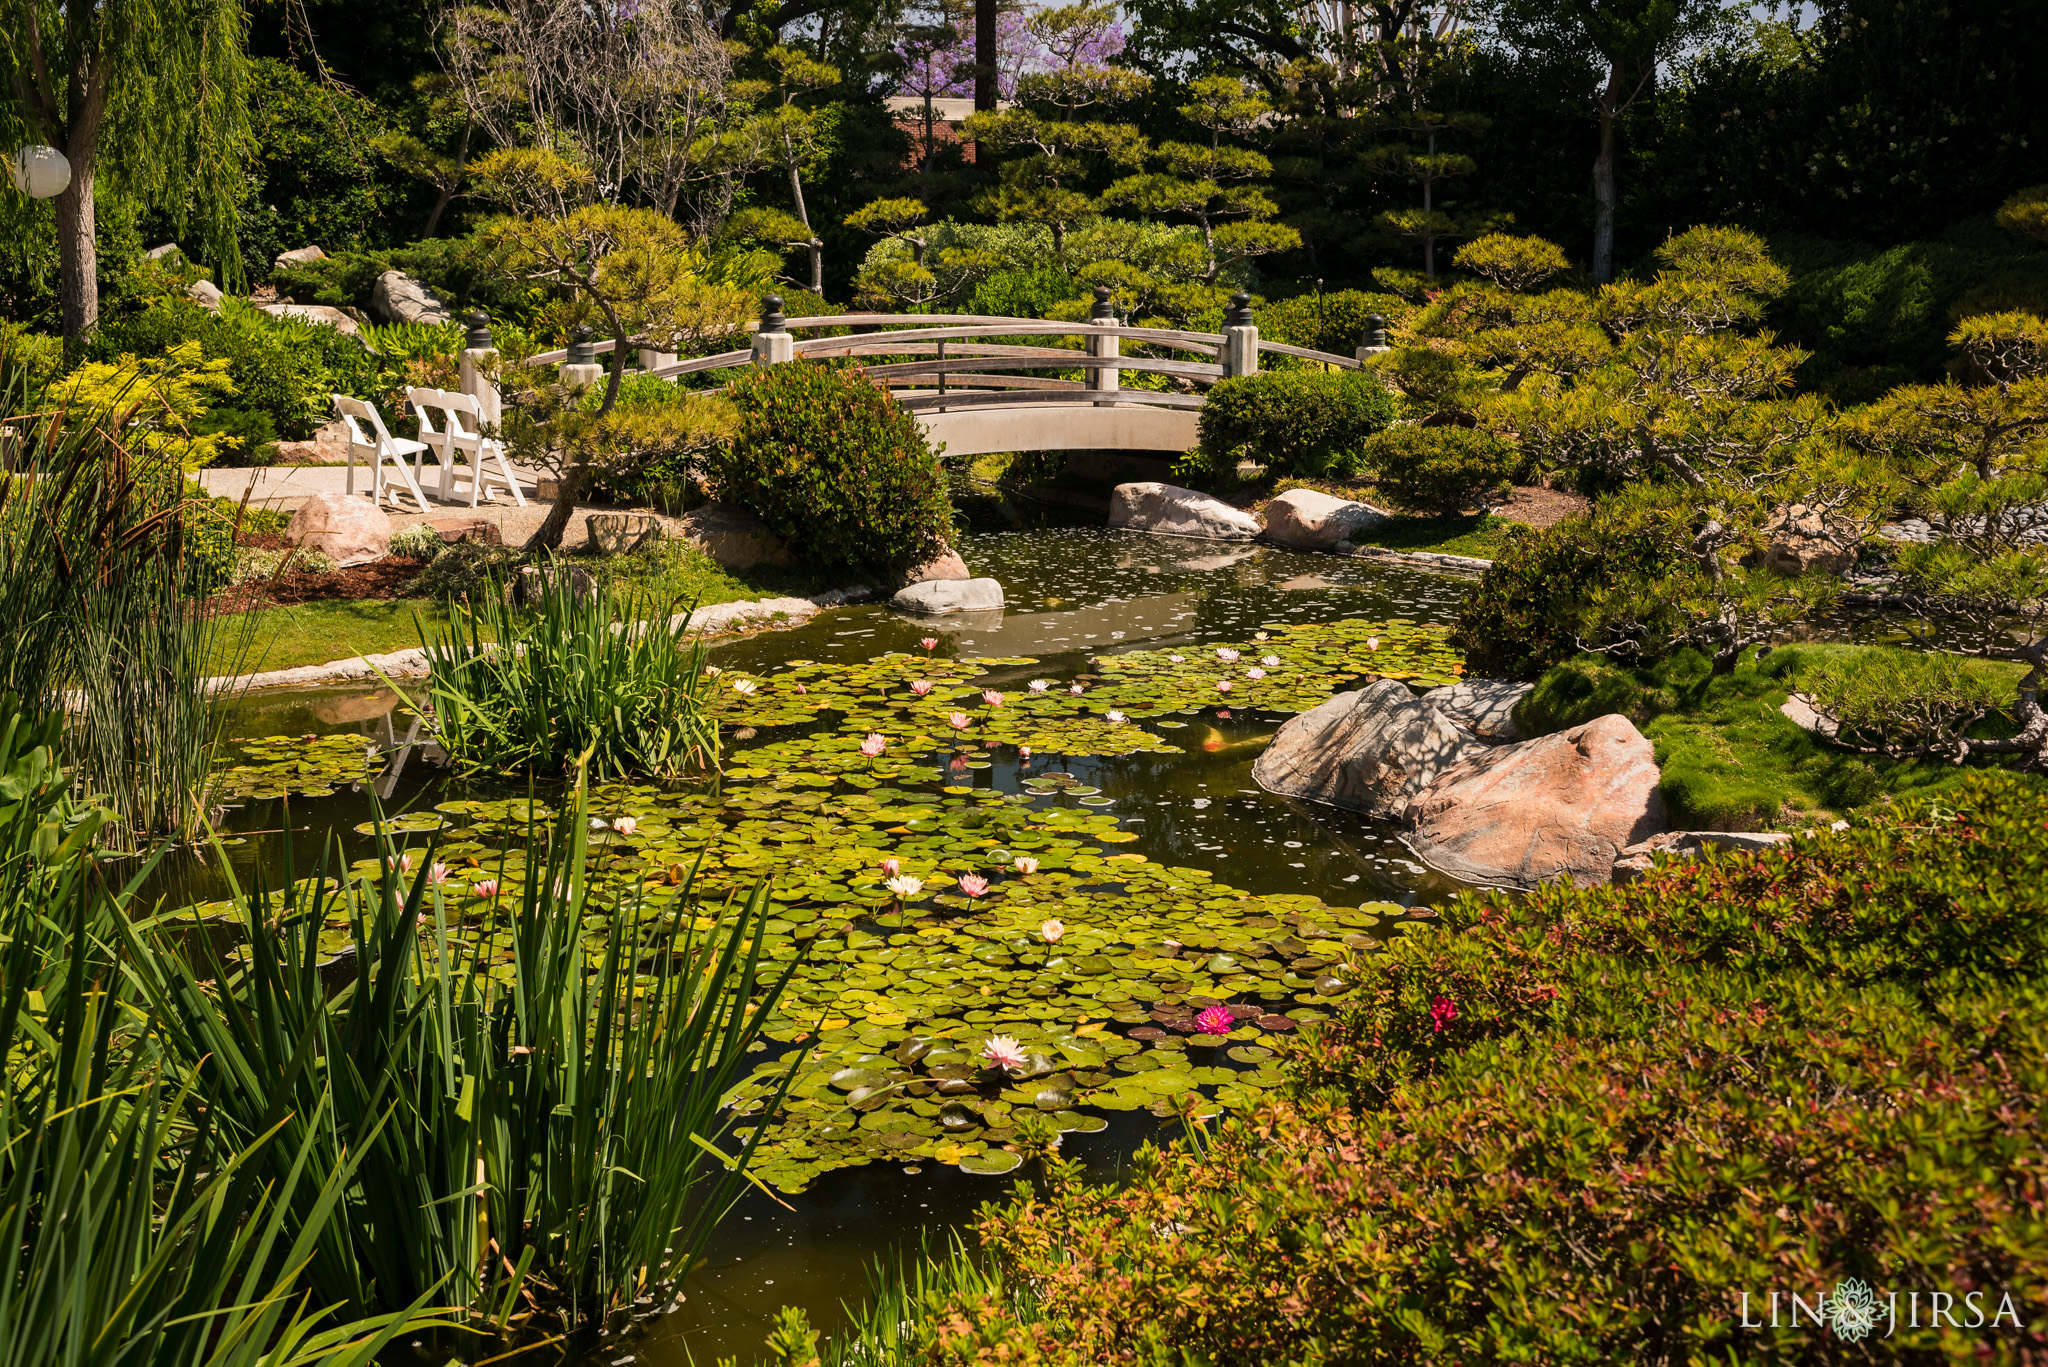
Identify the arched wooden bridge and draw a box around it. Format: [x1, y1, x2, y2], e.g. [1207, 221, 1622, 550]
[520, 297, 1376, 456]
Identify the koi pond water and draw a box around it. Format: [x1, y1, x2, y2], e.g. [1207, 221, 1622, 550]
[183, 514, 1483, 1363]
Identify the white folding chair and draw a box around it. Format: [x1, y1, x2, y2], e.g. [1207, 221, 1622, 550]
[332, 394, 432, 513]
[405, 386, 527, 508]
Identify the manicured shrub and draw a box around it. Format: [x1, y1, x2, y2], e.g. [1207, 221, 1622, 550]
[1452, 516, 1677, 680]
[1256, 289, 1410, 356]
[924, 777, 2048, 1365]
[711, 363, 953, 581]
[1357, 423, 1516, 515]
[1197, 368, 1398, 478]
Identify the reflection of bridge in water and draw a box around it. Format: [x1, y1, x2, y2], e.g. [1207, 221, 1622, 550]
[524, 291, 1378, 456]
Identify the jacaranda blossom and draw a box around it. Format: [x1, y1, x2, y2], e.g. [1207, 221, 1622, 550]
[957, 873, 989, 897]
[1195, 1005, 1235, 1035]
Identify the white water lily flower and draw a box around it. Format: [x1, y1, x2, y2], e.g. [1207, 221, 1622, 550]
[731, 678, 759, 694]
[885, 874, 925, 898]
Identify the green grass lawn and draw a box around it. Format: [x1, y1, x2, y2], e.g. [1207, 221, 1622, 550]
[216, 541, 830, 676]
[1351, 511, 1515, 559]
[1515, 645, 2036, 830]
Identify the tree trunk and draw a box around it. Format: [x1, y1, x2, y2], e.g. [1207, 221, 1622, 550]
[423, 120, 473, 238]
[1591, 59, 1623, 285]
[524, 317, 627, 555]
[1422, 126, 1436, 279]
[56, 158, 99, 359]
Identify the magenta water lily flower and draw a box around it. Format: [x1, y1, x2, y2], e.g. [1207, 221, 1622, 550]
[1018, 746, 1032, 759]
[473, 878, 501, 899]
[957, 873, 989, 897]
[911, 679, 934, 695]
[982, 690, 1003, 707]
[880, 856, 901, 877]
[1216, 679, 1233, 693]
[386, 853, 412, 875]
[1194, 1005, 1234, 1035]
[860, 733, 888, 757]
[1430, 994, 1459, 1033]
[920, 637, 938, 651]
[948, 711, 971, 729]
[426, 862, 452, 886]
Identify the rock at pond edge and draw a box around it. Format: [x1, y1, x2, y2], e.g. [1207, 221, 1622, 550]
[891, 577, 1005, 615]
[1109, 482, 1262, 541]
[287, 492, 390, 567]
[1262, 488, 1389, 550]
[1252, 679, 1484, 817]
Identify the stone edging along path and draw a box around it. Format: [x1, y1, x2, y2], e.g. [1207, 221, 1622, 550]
[215, 587, 874, 695]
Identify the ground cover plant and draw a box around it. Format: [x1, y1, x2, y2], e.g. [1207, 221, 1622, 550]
[816, 774, 2048, 1364]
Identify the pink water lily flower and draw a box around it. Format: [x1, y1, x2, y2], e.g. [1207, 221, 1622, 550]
[1195, 1005, 1235, 1035]
[1105, 710, 1126, 723]
[1216, 680, 1234, 693]
[911, 679, 933, 696]
[1368, 636, 1381, 650]
[1039, 917, 1063, 942]
[860, 733, 888, 757]
[1216, 647, 1241, 662]
[957, 873, 989, 897]
[948, 712, 972, 729]
[920, 637, 939, 651]
[1168, 655, 1185, 663]
[1029, 680, 1050, 693]
[426, 862, 452, 886]
[1245, 668, 1265, 680]
[386, 853, 412, 875]
[473, 878, 501, 899]
[795, 682, 808, 694]
[612, 816, 637, 836]
[982, 690, 1003, 707]
[980, 1034, 1029, 1072]
[880, 857, 901, 877]
[1018, 746, 1032, 760]
[1015, 856, 1039, 875]
[1261, 655, 1280, 667]
[1069, 684, 1084, 695]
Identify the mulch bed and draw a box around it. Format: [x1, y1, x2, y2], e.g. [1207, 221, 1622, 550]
[1490, 484, 1589, 529]
[212, 533, 435, 612]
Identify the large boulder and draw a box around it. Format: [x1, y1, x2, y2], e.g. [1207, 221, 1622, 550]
[1262, 488, 1390, 549]
[585, 512, 662, 556]
[1109, 482, 1261, 540]
[273, 245, 329, 271]
[261, 303, 362, 338]
[891, 577, 1005, 615]
[187, 279, 223, 311]
[370, 269, 453, 325]
[1405, 714, 1667, 889]
[1761, 502, 1859, 576]
[1422, 678, 1532, 742]
[676, 502, 790, 569]
[273, 417, 349, 465]
[1252, 679, 1484, 817]
[901, 547, 971, 585]
[288, 492, 391, 567]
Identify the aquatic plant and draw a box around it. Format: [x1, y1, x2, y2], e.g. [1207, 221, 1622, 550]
[124, 772, 805, 1336]
[413, 569, 719, 779]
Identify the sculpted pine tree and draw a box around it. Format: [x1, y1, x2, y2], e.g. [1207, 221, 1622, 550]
[0, 0, 253, 354]
[1102, 77, 1301, 287]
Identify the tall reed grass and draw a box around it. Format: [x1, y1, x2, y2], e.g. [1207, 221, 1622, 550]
[0, 699, 442, 1365]
[125, 764, 804, 1340]
[0, 366, 253, 842]
[414, 570, 720, 778]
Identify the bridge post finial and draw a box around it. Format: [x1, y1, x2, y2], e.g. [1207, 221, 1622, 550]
[459, 310, 500, 428]
[1088, 286, 1121, 399]
[1356, 312, 1392, 362]
[1091, 284, 1116, 321]
[1222, 293, 1258, 378]
[560, 325, 607, 392]
[753, 293, 794, 366]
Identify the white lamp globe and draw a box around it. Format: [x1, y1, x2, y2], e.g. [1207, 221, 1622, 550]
[8, 146, 72, 200]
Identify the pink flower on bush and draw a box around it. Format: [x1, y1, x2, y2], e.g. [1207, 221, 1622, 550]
[1194, 1005, 1234, 1035]
[911, 679, 933, 695]
[948, 712, 972, 729]
[860, 733, 887, 757]
[1429, 994, 1459, 1033]
[957, 873, 989, 897]
[880, 857, 901, 877]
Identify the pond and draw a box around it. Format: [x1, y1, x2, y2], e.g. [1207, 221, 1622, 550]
[184, 510, 1480, 1364]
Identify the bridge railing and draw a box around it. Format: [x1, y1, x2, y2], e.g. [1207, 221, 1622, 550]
[469, 290, 1392, 416]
